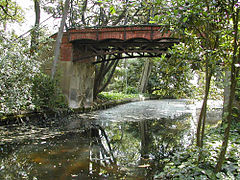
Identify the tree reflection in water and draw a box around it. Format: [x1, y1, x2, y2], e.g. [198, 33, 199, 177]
[87, 113, 193, 179]
[0, 103, 197, 179]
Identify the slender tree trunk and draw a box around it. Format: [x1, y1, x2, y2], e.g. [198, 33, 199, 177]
[198, 69, 212, 162]
[200, 70, 212, 146]
[215, 54, 238, 173]
[215, 8, 239, 173]
[138, 58, 153, 93]
[51, 0, 70, 79]
[222, 70, 231, 123]
[124, 59, 128, 92]
[30, 0, 40, 55]
[81, 0, 88, 25]
[196, 60, 212, 149]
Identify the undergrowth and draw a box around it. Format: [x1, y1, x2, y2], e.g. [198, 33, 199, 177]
[155, 121, 240, 179]
[98, 92, 141, 101]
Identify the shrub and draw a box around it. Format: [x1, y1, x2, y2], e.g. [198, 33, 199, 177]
[0, 31, 67, 117]
[31, 73, 67, 111]
[0, 35, 39, 115]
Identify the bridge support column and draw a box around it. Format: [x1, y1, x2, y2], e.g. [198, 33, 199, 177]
[68, 60, 95, 109]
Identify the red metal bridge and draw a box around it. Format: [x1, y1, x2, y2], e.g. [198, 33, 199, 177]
[57, 25, 179, 64]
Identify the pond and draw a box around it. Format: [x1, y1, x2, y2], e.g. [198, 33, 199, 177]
[0, 100, 222, 179]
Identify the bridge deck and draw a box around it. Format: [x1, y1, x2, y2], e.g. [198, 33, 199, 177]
[56, 25, 179, 63]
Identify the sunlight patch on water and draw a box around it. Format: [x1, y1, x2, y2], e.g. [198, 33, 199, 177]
[96, 100, 196, 122]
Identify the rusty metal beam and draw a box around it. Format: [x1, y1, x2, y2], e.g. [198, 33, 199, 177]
[93, 52, 168, 64]
[71, 32, 179, 63]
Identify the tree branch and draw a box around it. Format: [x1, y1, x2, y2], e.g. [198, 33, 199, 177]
[112, 8, 127, 26]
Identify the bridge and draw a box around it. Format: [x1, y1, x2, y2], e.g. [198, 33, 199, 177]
[52, 25, 178, 108]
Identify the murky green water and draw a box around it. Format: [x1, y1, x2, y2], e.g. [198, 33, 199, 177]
[0, 100, 222, 179]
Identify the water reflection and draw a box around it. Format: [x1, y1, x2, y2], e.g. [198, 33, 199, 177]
[0, 100, 221, 179]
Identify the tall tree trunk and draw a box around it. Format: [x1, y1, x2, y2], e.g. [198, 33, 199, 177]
[215, 8, 239, 173]
[215, 51, 238, 173]
[138, 58, 153, 93]
[30, 0, 40, 55]
[196, 58, 212, 151]
[81, 0, 88, 26]
[222, 70, 231, 123]
[51, 0, 70, 79]
[198, 70, 212, 162]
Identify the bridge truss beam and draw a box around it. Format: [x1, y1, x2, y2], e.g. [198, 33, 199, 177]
[72, 38, 179, 64]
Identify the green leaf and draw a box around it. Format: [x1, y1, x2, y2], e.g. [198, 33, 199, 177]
[110, 5, 116, 14]
[223, 123, 228, 129]
[174, 9, 178, 15]
[149, 20, 156, 24]
[183, 17, 188, 23]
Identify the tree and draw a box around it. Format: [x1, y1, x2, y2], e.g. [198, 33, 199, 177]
[215, 1, 240, 172]
[0, 0, 23, 29]
[148, 53, 194, 98]
[138, 58, 153, 93]
[51, 0, 70, 79]
[152, 0, 240, 172]
[30, 0, 41, 54]
[152, 0, 238, 164]
[43, 0, 153, 28]
[104, 58, 143, 94]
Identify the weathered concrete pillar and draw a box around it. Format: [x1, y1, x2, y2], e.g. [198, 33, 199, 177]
[68, 60, 95, 108]
[65, 41, 96, 109]
[49, 34, 96, 109]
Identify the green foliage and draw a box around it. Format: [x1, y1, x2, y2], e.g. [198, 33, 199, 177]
[151, 1, 239, 173]
[236, 78, 240, 101]
[149, 52, 195, 99]
[155, 122, 240, 179]
[0, 33, 39, 115]
[98, 92, 139, 101]
[31, 73, 67, 110]
[0, 0, 24, 25]
[0, 30, 66, 117]
[107, 56, 195, 99]
[125, 86, 138, 94]
[163, 41, 224, 100]
[44, 0, 153, 28]
[151, 0, 240, 101]
[107, 59, 143, 93]
[233, 77, 240, 122]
